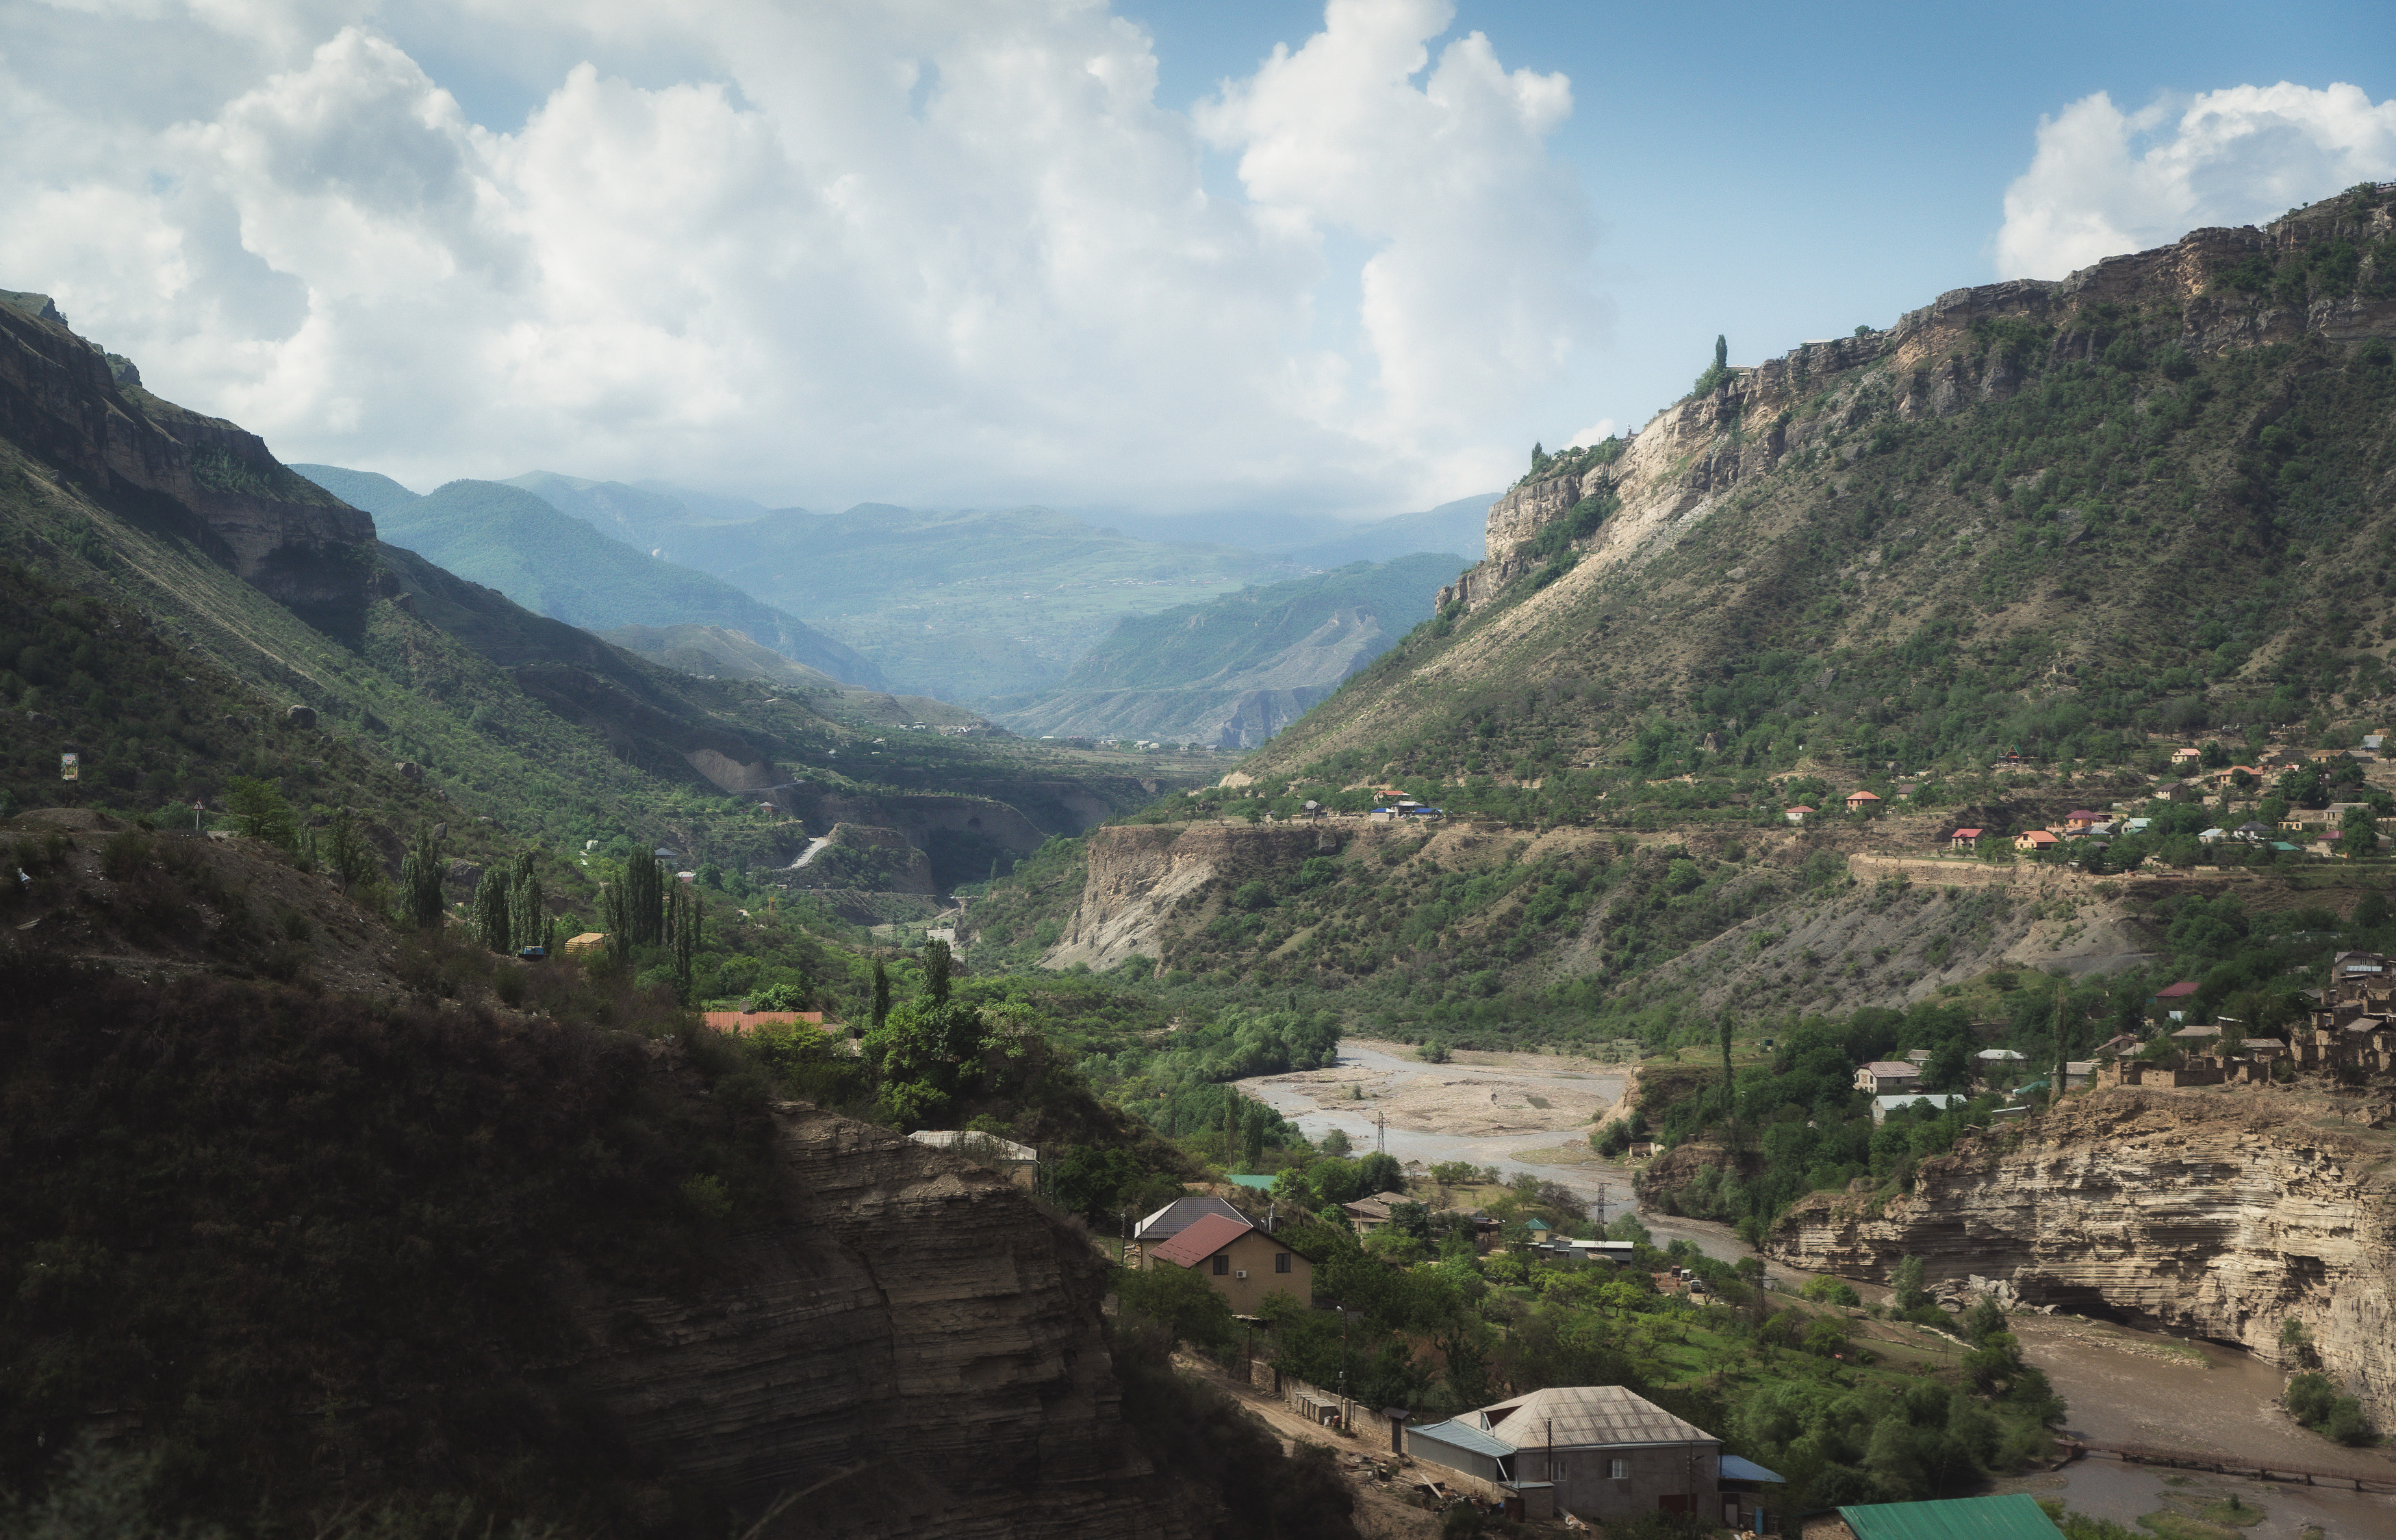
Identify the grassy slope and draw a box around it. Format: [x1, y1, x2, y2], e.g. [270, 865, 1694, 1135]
[971, 194, 2396, 1044]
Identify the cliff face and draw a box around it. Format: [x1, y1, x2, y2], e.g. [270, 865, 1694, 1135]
[1047, 821, 1341, 971]
[560, 1102, 1179, 1540]
[1443, 194, 2396, 614]
[1768, 1086, 2396, 1428]
[0, 293, 374, 606]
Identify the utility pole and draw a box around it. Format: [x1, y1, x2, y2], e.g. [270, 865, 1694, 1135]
[1375, 1111, 1386, 1157]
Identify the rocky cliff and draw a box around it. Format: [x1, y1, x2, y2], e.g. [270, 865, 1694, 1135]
[561, 1101, 1180, 1539]
[1442, 192, 2396, 614]
[1768, 1084, 2396, 1429]
[1045, 821, 1344, 971]
[0, 292, 375, 607]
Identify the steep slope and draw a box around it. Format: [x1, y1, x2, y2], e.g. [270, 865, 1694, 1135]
[1768, 1083, 2396, 1433]
[1246, 189, 2396, 794]
[986, 553, 1465, 747]
[0, 958, 1198, 1539]
[294, 466, 884, 688]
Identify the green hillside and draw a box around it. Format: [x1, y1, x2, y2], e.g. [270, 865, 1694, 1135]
[292, 467, 885, 689]
[600, 621, 991, 730]
[968, 190, 2396, 1047]
[984, 552, 1466, 746]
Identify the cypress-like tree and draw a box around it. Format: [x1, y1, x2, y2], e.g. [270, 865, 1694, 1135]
[600, 879, 632, 966]
[1713, 333, 1727, 372]
[472, 865, 513, 954]
[508, 854, 545, 955]
[871, 962, 892, 1027]
[397, 828, 446, 929]
[923, 938, 952, 1006]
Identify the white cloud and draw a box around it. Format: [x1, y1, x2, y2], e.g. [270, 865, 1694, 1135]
[1567, 418, 1614, 447]
[1995, 82, 2396, 280]
[0, 0, 1603, 516]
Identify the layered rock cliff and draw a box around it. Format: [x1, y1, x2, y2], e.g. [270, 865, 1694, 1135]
[1442, 190, 2396, 614]
[1768, 1085, 2396, 1429]
[1045, 821, 1344, 971]
[560, 1101, 1180, 1540]
[0, 292, 375, 607]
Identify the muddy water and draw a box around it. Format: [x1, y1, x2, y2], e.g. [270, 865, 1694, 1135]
[1986, 1316, 2396, 1539]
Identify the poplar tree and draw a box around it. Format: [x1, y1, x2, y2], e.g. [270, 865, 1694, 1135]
[872, 962, 893, 1026]
[924, 938, 953, 1006]
[472, 866, 513, 954]
[397, 828, 446, 929]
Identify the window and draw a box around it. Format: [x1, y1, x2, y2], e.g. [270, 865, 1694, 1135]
[1212, 1255, 1229, 1276]
[1275, 1252, 1292, 1274]
[1609, 1459, 1629, 1480]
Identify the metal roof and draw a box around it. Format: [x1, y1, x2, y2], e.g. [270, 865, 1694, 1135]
[1838, 1493, 2062, 1540]
[1134, 1195, 1246, 1242]
[1473, 1386, 1719, 1450]
[1718, 1454, 1785, 1483]
[1410, 1419, 1517, 1459]
[1147, 1213, 1256, 1268]
[1225, 1173, 1276, 1190]
[1875, 1093, 1966, 1114]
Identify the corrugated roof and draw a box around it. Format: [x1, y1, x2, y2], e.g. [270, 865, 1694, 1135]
[1148, 1212, 1255, 1268]
[1718, 1454, 1785, 1483]
[1838, 1493, 2062, 1540]
[1410, 1419, 1517, 1459]
[1875, 1093, 1966, 1114]
[1861, 1061, 1917, 1076]
[1225, 1173, 1276, 1190]
[1134, 1195, 1245, 1242]
[1473, 1386, 1718, 1449]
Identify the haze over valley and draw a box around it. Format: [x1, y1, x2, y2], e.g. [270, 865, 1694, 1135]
[4, 4, 2395, 1538]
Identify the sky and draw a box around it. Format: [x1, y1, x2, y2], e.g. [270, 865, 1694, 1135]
[2, 0, 2391, 522]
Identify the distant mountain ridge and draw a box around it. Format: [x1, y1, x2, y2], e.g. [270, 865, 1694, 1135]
[292, 465, 885, 689]
[985, 552, 1466, 747]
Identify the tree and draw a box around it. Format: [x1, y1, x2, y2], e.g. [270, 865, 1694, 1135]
[1714, 333, 1728, 372]
[1719, 1015, 1737, 1149]
[1242, 1105, 1266, 1170]
[396, 828, 445, 929]
[471, 866, 513, 953]
[923, 938, 953, 1005]
[507, 852, 546, 955]
[1318, 1127, 1353, 1157]
[322, 808, 374, 893]
[872, 962, 893, 1026]
[223, 775, 298, 850]
[2338, 804, 2380, 858]
[1355, 1151, 1401, 1195]
[1891, 1254, 1929, 1311]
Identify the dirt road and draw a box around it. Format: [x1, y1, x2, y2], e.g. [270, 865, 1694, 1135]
[1169, 1352, 1442, 1539]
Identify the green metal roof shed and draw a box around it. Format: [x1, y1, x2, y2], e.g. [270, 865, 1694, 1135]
[1839, 1493, 2062, 1540]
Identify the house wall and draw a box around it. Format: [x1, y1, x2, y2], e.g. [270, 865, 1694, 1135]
[1195, 1229, 1313, 1313]
[1511, 1442, 1720, 1523]
[1402, 1430, 1506, 1484]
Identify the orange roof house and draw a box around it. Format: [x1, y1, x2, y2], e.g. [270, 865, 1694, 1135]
[1785, 806, 1815, 824]
[2015, 830, 2060, 851]
[1147, 1212, 1315, 1311]
[1844, 791, 1882, 810]
[2065, 810, 2102, 830]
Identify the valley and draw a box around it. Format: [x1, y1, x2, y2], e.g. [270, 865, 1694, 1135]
[6, 185, 2396, 1540]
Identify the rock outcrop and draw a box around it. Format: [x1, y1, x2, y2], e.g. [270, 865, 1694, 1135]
[561, 1102, 1181, 1539]
[1768, 1085, 2396, 1429]
[0, 292, 376, 607]
[1441, 189, 2396, 615]
[1044, 821, 1341, 971]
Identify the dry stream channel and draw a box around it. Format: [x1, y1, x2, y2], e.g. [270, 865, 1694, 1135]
[1238, 1040, 2396, 1539]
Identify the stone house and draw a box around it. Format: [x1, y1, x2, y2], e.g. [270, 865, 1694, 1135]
[1949, 827, 1983, 851]
[1852, 1061, 1921, 1095]
[1405, 1385, 1763, 1528]
[1845, 791, 1882, 813]
[1144, 1212, 1314, 1312]
[1339, 1190, 1416, 1233]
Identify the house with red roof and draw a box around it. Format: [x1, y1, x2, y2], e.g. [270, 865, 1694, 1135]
[1949, 827, 1984, 851]
[1145, 1212, 1315, 1311]
[2013, 830, 2060, 852]
[1844, 790, 1882, 812]
[2064, 810, 2102, 831]
[1785, 806, 1814, 825]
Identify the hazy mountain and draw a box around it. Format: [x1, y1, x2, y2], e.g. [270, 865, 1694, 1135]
[292, 467, 886, 689]
[598, 622, 991, 730]
[984, 552, 1466, 747]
